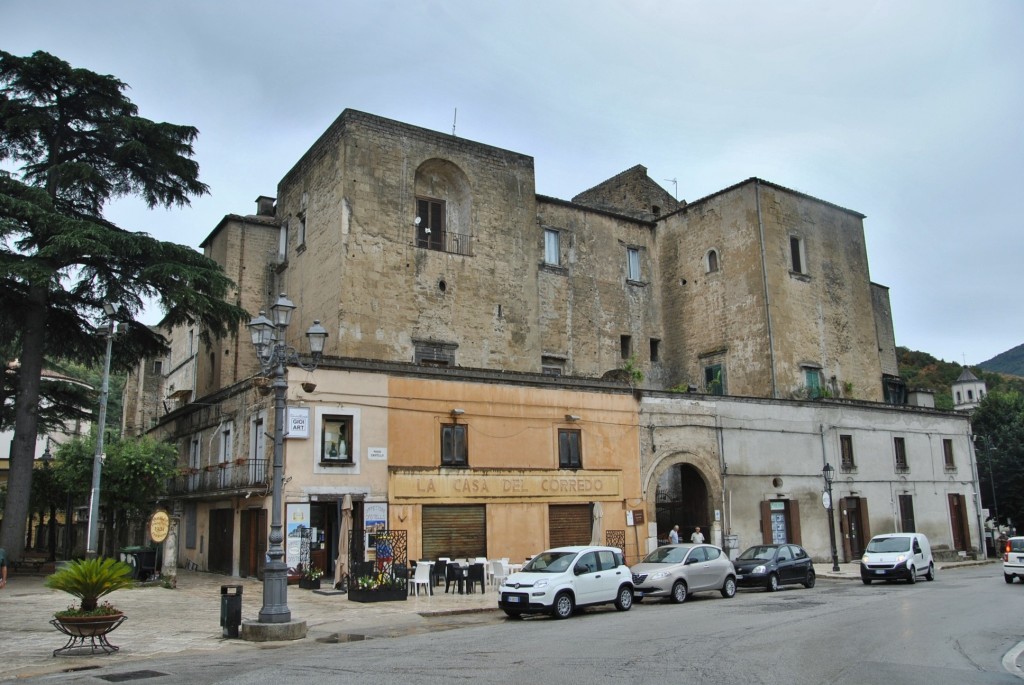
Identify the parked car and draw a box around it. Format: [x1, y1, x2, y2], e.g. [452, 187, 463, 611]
[497, 546, 634, 619]
[733, 544, 816, 591]
[860, 532, 934, 584]
[1003, 536, 1024, 583]
[630, 544, 737, 603]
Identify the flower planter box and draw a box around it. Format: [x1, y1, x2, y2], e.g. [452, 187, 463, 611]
[348, 588, 407, 603]
[299, 578, 321, 590]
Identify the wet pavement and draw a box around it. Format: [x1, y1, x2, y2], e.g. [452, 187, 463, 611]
[0, 559, 997, 681]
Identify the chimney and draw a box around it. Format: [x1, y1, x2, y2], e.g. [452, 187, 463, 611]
[255, 196, 276, 217]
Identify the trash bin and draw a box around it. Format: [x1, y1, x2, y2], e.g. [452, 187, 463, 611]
[220, 585, 242, 638]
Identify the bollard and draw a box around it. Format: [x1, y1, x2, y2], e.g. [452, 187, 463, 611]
[220, 585, 243, 638]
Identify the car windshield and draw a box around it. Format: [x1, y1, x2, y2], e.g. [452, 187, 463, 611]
[1009, 539, 1024, 553]
[523, 551, 576, 573]
[866, 536, 911, 553]
[738, 546, 777, 561]
[641, 546, 690, 564]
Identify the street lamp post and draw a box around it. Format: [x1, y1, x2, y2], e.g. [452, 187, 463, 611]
[247, 294, 327, 625]
[822, 463, 841, 572]
[85, 303, 118, 560]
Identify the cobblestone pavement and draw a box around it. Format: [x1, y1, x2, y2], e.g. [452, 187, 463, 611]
[0, 560, 997, 681]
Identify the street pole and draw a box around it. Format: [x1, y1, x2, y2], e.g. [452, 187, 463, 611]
[259, 352, 290, 623]
[823, 463, 841, 572]
[85, 306, 117, 559]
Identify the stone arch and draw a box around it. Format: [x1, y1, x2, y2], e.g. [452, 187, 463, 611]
[646, 452, 718, 544]
[414, 159, 472, 249]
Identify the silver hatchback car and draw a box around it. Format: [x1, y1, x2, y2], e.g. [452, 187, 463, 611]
[631, 544, 737, 603]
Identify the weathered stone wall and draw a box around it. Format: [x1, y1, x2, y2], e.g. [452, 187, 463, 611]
[656, 180, 885, 401]
[572, 164, 680, 221]
[871, 283, 899, 378]
[536, 199, 663, 381]
[274, 110, 542, 372]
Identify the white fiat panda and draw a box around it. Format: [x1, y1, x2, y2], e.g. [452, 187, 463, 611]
[860, 533, 935, 584]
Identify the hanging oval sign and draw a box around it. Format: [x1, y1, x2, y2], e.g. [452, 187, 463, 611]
[149, 510, 170, 543]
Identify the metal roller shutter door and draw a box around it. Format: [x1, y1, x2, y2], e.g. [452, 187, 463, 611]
[549, 504, 592, 548]
[422, 505, 487, 560]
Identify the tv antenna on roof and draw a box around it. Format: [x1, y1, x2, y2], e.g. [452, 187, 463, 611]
[665, 178, 678, 200]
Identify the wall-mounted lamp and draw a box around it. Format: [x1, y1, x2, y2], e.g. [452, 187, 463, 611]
[450, 408, 465, 417]
[565, 414, 580, 422]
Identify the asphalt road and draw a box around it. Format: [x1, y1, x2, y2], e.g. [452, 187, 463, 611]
[25, 566, 1022, 684]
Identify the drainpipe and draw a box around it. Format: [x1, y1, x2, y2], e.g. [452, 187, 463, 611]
[754, 180, 778, 398]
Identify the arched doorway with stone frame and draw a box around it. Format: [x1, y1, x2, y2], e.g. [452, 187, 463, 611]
[647, 453, 719, 546]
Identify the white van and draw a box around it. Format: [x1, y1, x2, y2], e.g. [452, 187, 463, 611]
[860, 533, 935, 584]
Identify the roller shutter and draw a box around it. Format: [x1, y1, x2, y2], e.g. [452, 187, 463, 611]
[422, 505, 486, 560]
[549, 504, 592, 548]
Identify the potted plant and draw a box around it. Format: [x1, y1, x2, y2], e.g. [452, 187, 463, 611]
[299, 565, 323, 590]
[348, 571, 408, 602]
[45, 557, 135, 637]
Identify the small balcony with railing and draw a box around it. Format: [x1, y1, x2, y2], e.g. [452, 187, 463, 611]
[168, 458, 269, 496]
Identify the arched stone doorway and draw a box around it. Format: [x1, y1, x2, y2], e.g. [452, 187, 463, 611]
[655, 463, 710, 543]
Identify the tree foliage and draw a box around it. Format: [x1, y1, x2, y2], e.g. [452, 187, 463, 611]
[0, 50, 247, 560]
[970, 390, 1024, 532]
[896, 346, 1024, 410]
[54, 432, 178, 556]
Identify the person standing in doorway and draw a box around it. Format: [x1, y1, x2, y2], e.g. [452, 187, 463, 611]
[691, 526, 705, 544]
[669, 525, 680, 544]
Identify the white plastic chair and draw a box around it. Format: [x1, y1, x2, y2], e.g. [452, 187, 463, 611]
[410, 561, 432, 596]
[490, 559, 508, 590]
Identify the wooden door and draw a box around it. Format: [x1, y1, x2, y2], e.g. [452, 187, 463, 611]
[239, 508, 267, 579]
[208, 508, 234, 575]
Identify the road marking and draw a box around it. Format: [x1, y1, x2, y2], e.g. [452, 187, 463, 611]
[1003, 640, 1024, 679]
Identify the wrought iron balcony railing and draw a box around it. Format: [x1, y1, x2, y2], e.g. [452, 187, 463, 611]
[167, 458, 269, 496]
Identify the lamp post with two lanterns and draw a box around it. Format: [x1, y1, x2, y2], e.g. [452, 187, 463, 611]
[247, 294, 327, 625]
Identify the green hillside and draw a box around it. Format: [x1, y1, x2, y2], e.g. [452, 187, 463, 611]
[897, 347, 1024, 410]
[980, 343, 1024, 376]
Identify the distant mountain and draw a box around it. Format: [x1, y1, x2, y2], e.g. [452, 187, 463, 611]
[979, 343, 1024, 377]
[896, 347, 1024, 411]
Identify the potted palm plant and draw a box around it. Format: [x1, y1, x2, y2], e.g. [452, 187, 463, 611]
[45, 557, 135, 637]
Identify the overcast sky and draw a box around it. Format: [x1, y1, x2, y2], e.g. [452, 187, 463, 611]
[5, 1, 1022, 366]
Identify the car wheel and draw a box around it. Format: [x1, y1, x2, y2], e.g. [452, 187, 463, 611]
[552, 592, 574, 619]
[1005, 574, 1015, 584]
[615, 585, 633, 611]
[907, 566, 917, 584]
[721, 575, 737, 598]
[925, 563, 935, 581]
[861, 578, 872, 585]
[503, 609, 523, 619]
[803, 569, 816, 589]
[766, 573, 779, 592]
[671, 580, 688, 604]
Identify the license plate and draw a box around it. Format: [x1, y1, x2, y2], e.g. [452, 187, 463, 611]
[1018, 556, 1024, 563]
[507, 596, 520, 603]
[633, 591, 644, 598]
[875, 570, 885, 575]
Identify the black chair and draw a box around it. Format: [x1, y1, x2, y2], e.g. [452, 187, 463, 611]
[445, 562, 464, 594]
[466, 562, 486, 593]
[432, 559, 448, 587]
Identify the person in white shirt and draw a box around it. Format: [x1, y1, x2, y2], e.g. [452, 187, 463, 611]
[690, 526, 705, 544]
[669, 525, 680, 544]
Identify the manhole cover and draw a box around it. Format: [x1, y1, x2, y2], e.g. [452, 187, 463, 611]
[316, 633, 369, 644]
[98, 670, 168, 682]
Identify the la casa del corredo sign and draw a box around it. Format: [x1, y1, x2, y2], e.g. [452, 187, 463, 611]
[390, 470, 621, 501]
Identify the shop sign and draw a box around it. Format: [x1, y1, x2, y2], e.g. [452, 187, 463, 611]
[391, 470, 621, 501]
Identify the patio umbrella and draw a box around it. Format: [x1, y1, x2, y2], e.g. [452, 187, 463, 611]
[590, 501, 604, 545]
[333, 494, 353, 589]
